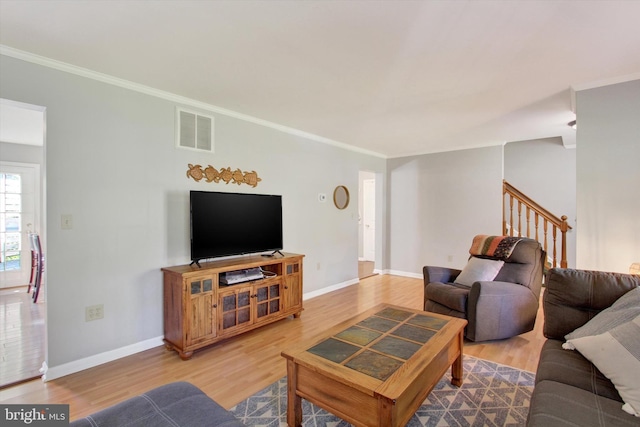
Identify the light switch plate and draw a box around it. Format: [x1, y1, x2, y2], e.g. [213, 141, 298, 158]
[61, 214, 73, 230]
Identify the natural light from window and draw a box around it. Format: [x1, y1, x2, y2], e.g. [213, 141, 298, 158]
[0, 173, 22, 272]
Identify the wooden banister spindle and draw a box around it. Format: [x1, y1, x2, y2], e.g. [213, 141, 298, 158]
[502, 196, 506, 235]
[526, 206, 531, 238]
[509, 195, 514, 237]
[502, 193, 508, 235]
[560, 215, 569, 268]
[552, 225, 558, 268]
[517, 200, 522, 237]
[543, 219, 548, 257]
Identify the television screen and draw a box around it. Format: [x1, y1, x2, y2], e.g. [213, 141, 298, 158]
[190, 191, 283, 263]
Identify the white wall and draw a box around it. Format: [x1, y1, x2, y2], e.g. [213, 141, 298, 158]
[0, 141, 44, 165]
[576, 79, 640, 272]
[0, 54, 385, 372]
[386, 146, 503, 276]
[504, 137, 577, 267]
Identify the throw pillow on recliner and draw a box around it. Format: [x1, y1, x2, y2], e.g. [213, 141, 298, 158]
[454, 257, 504, 287]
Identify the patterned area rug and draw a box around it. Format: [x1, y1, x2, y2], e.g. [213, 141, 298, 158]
[229, 355, 535, 426]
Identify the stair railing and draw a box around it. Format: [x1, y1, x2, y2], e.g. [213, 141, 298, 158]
[502, 180, 572, 268]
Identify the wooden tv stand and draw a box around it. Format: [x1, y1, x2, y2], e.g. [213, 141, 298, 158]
[162, 252, 304, 360]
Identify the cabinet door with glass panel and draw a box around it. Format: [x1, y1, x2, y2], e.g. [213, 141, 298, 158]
[185, 275, 216, 347]
[218, 280, 283, 334]
[253, 281, 283, 323]
[218, 285, 253, 335]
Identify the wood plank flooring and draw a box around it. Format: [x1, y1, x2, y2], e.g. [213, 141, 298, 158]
[0, 286, 45, 388]
[358, 260, 376, 279]
[0, 274, 545, 422]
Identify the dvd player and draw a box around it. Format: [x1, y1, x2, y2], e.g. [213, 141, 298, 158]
[220, 267, 264, 285]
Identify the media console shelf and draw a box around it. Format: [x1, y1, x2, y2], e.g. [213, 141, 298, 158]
[162, 252, 304, 360]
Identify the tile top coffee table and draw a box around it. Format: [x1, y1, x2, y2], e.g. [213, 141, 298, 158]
[281, 304, 467, 427]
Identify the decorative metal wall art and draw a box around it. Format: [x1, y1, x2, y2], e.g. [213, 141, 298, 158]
[186, 164, 262, 187]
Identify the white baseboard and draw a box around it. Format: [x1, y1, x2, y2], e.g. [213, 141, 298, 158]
[383, 269, 423, 279]
[43, 336, 164, 382]
[303, 278, 361, 300]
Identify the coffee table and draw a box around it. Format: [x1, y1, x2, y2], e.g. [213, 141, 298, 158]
[281, 304, 467, 427]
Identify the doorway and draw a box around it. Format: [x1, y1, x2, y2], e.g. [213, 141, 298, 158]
[0, 99, 46, 388]
[358, 171, 376, 279]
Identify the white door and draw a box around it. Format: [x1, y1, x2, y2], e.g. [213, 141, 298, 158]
[362, 178, 375, 262]
[0, 162, 40, 288]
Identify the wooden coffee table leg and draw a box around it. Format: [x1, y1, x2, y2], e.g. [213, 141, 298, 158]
[286, 360, 302, 427]
[451, 330, 464, 387]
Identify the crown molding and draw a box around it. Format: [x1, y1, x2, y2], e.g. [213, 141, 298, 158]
[0, 45, 387, 159]
[388, 140, 505, 159]
[571, 72, 640, 92]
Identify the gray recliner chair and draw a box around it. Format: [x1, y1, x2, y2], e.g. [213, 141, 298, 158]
[423, 236, 545, 342]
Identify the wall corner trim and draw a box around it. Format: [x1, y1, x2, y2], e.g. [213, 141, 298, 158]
[42, 336, 164, 382]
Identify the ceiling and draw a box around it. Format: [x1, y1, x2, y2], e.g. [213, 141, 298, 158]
[1, 1, 640, 158]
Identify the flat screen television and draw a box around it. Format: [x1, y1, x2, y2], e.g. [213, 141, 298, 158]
[190, 190, 283, 266]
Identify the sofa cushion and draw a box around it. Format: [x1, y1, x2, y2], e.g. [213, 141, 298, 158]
[454, 257, 504, 287]
[70, 382, 245, 427]
[543, 268, 640, 340]
[535, 339, 621, 402]
[567, 315, 640, 417]
[527, 381, 640, 427]
[424, 299, 466, 319]
[424, 282, 469, 312]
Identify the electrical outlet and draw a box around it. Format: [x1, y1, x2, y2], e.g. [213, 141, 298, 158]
[85, 304, 104, 321]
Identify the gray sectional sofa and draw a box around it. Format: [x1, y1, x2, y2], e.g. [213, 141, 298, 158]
[527, 268, 640, 426]
[70, 382, 245, 427]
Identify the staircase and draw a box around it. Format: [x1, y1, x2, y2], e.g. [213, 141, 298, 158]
[503, 180, 571, 268]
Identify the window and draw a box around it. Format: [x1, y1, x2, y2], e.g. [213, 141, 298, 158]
[0, 173, 22, 271]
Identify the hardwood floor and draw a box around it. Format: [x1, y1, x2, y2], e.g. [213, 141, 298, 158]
[358, 260, 376, 279]
[0, 286, 46, 388]
[0, 274, 545, 422]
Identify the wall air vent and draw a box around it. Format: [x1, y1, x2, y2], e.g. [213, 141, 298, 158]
[176, 108, 214, 152]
